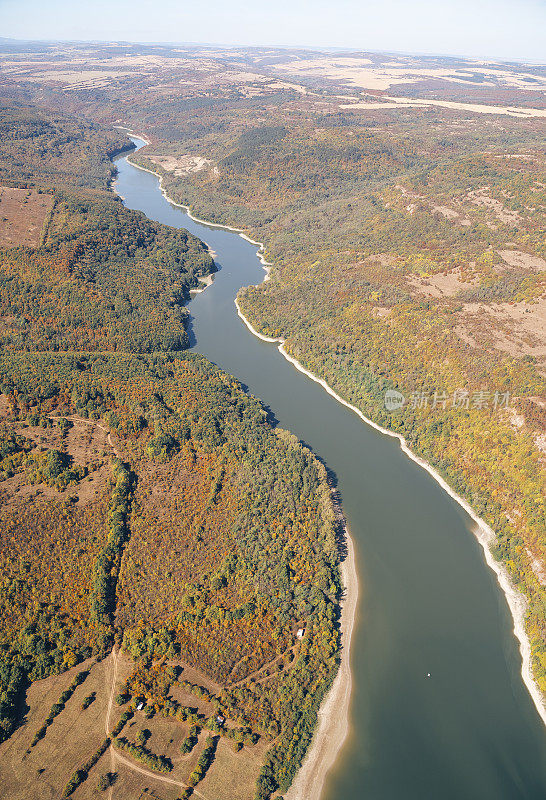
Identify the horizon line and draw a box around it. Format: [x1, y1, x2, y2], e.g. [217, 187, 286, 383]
[0, 34, 545, 68]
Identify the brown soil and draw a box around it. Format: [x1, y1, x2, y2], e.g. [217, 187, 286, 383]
[467, 187, 522, 226]
[408, 267, 477, 298]
[0, 414, 117, 509]
[0, 187, 54, 248]
[498, 249, 546, 271]
[146, 154, 213, 176]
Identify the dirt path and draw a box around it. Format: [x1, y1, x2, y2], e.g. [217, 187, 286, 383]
[69, 416, 120, 457]
[104, 649, 209, 799]
[45, 413, 121, 458]
[106, 431, 120, 458]
[105, 649, 119, 737]
[105, 649, 119, 800]
[110, 750, 208, 798]
[228, 644, 297, 688]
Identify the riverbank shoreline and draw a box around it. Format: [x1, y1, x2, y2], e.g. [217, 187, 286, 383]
[113, 132, 546, 798]
[114, 134, 361, 796]
[189, 273, 214, 294]
[235, 297, 546, 731]
[284, 498, 358, 800]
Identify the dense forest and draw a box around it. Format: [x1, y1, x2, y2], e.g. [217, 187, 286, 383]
[1, 40, 545, 796]
[0, 101, 131, 190]
[0, 101, 341, 799]
[0, 102, 215, 354]
[123, 91, 546, 699]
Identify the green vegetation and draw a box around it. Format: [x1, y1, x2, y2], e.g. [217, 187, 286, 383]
[0, 101, 130, 191]
[0, 97, 341, 800]
[61, 736, 111, 797]
[0, 102, 214, 355]
[180, 724, 199, 754]
[81, 692, 95, 710]
[113, 736, 173, 772]
[88, 459, 133, 652]
[129, 92, 546, 709]
[0, 193, 214, 353]
[187, 734, 218, 787]
[1, 41, 545, 799]
[30, 669, 88, 746]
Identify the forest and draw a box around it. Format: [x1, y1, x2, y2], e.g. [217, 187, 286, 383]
[0, 41, 545, 796]
[0, 99, 341, 800]
[0, 103, 215, 354]
[121, 86, 546, 700]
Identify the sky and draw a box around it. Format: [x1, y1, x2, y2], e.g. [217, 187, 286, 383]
[0, 0, 545, 62]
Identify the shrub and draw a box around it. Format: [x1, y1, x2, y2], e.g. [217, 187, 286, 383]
[97, 774, 110, 791]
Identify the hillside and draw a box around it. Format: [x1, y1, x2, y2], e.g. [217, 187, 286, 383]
[145, 113, 546, 698]
[0, 102, 341, 800]
[12, 42, 542, 703]
[1, 38, 545, 793]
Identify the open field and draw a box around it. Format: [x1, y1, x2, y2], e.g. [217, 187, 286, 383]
[0, 658, 114, 800]
[456, 298, 546, 362]
[0, 650, 268, 800]
[0, 38, 545, 800]
[0, 187, 53, 247]
[340, 96, 546, 117]
[273, 57, 546, 92]
[1, 40, 544, 117]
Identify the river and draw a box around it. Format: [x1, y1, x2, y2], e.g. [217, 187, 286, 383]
[114, 139, 546, 800]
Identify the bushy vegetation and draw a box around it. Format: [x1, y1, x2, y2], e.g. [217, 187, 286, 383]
[2, 43, 546, 799]
[88, 459, 133, 651]
[25, 448, 87, 491]
[0, 192, 214, 353]
[180, 724, 199, 754]
[0, 99, 341, 800]
[113, 736, 173, 772]
[0, 101, 130, 190]
[0, 489, 111, 740]
[0, 348, 340, 770]
[187, 734, 218, 787]
[131, 92, 546, 716]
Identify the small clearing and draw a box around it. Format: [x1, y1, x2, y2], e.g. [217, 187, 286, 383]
[467, 187, 522, 226]
[407, 267, 478, 298]
[0, 187, 53, 248]
[456, 298, 546, 366]
[498, 250, 546, 272]
[146, 154, 214, 176]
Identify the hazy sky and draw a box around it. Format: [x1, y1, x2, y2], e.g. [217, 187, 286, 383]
[1, 0, 545, 62]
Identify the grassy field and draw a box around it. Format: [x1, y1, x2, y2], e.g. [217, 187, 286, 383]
[0, 187, 53, 248]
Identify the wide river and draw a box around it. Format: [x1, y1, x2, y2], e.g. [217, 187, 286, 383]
[115, 140, 546, 800]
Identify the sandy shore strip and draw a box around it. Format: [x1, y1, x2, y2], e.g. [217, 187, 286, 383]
[235, 296, 546, 732]
[286, 511, 358, 800]
[116, 133, 273, 280]
[114, 130, 546, 798]
[189, 273, 214, 294]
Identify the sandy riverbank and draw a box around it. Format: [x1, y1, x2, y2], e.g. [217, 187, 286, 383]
[189, 273, 214, 293]
[235, 297, 546, 732]
[285, 511, 358, 800]
[114, 131, 546, 800]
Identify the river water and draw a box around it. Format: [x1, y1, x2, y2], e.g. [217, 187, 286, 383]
[114, 141, 546, 800]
